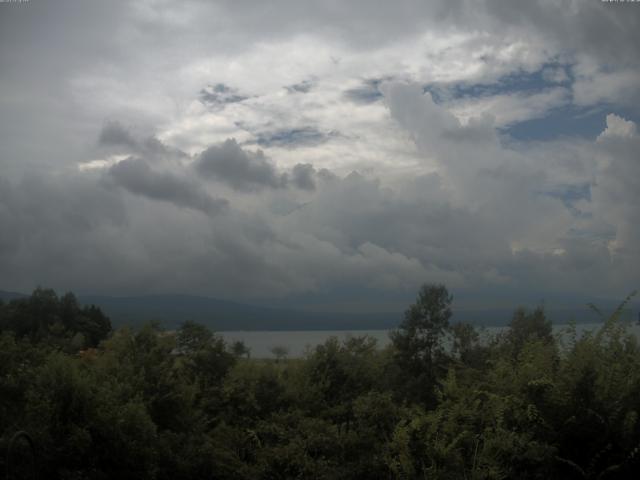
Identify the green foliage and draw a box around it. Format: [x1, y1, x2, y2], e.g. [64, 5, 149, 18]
[0, 288, 111, 350]
[1, 284, 640, 479]
[223, 361, 288, 424]
[500, 306, 553, 359]
[452, 321, 490, 369]
[390, 283, 453, 406]
[230, 339, 251, 358]
[270, 345, 290, 362]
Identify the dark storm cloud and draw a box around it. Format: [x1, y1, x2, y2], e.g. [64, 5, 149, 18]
[140, 136, 183, 157]
[199, 83, 248, 108]
[206, 0, 466, 50]
[537, 183, 592, 217]
[483, 0, 640, 66]
[98, 121, 137, 148]
[96, 120, 190, 163]
[2, 0, 639, 304]
[196, 139, 286, 191]
[290, 163, 316, 191]
[0, 172, 127, 284]
[317, 168, 339, 183]
[108, 158, 228, 215]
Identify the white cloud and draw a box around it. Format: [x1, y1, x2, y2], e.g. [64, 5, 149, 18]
[592, 115, 640, 263]
[448, 87, 570, 128]
[572, 58, 640, 107]
[597, 114, 638, 141]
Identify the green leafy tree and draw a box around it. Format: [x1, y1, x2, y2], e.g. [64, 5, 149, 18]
[270, 345, 289, 363]
[231, 340, 251, 358]
[0, 288, 111, 349]
[390, 283, 453, 405]
[451, 321, 488, 369]
[176, 321, 235, 419]
[502, 306, 553, 358]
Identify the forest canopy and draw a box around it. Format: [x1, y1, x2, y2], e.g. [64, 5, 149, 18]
[1, 286, 639, 479]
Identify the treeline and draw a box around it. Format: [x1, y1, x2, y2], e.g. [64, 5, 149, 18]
[1, 286, 639, 479]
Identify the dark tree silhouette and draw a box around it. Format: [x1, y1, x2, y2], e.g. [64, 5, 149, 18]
[390, 283, 452, 406]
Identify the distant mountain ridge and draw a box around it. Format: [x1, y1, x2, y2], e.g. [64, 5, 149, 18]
[78, 294, 400, 331]
[0, 290, 404, 330]
[0, 290, 27, 301]
[2, 290, 636, 331]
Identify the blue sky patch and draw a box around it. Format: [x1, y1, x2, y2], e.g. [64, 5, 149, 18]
[438, 62, 572, 101]
[537, 183, 592, 217]
[254, 127, 335, 148]
[344, 78, 389, 104]
[199, 83, 248, 107]
[504, 105, 640, 141]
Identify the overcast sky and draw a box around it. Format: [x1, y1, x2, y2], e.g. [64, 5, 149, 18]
[1, 0, 639, 312]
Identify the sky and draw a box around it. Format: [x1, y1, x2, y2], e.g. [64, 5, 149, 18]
[0, 0, 639, 313]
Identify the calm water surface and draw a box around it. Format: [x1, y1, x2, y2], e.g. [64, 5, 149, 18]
[221, 322, 640, 358]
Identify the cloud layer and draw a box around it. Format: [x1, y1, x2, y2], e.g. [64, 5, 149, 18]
[0, 0, 638, 309]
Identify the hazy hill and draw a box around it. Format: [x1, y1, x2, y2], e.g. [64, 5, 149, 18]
[78, 294, 400, 331]
[0, 290, 27, 302]
[68, 295, 618, 330]
[2, 290, 636, 330]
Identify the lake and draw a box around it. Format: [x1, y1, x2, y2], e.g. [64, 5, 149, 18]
[220, 322, 640, 358]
